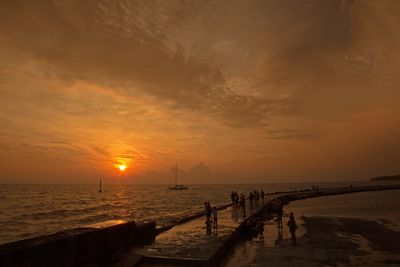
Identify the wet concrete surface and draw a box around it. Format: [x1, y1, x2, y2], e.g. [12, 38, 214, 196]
[111, 198, 275, 267]
[221, 212, 306, 267]
[223, 189, 400, 267]
[223, 215, 400, 267]
[143, 210, 237, 259]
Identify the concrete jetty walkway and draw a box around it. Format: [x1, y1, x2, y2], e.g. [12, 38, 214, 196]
[111, 184, 400, 267]
[111, 195, 278, 267]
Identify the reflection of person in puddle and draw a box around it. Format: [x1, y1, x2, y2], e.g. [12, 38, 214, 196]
[231, 205, 239, 222]
[287, 212, 298, 245]
[205, 218, 212, 235]
[212, 206, 218, 235]
[275, 224, 283, 245]
[277, 208, 283, 229]
[257, 222, 264, 239]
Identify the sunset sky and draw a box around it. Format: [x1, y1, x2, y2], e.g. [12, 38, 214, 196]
[0, 0, 399, 184]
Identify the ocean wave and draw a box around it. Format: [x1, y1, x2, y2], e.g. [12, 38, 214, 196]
[10, 204, 116, 221]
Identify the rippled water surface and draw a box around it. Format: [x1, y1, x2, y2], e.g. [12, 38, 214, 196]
[0, 181, 396, 244]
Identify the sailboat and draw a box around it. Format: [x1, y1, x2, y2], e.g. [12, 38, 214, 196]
[168, 164, 188, 190]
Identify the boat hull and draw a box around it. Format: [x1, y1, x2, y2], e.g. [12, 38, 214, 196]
[168, 185, 188, 190]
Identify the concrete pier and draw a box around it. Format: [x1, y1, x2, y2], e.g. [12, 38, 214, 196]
[111, 195, 284, 267]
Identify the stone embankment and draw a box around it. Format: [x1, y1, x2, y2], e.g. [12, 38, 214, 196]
[0, 221, 156, 267]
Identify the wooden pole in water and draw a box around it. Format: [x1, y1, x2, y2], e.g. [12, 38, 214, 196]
[99, 178, 102, 193]
[175, 163, 178, 186]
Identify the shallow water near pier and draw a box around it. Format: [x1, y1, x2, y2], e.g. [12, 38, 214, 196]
[287, 189, 400, 221]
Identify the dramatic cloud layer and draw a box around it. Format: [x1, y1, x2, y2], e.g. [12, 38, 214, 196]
[0, 0, 399, 183]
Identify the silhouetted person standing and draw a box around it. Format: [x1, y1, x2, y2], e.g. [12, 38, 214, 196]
[249, 192, 254, 208]
[205, 202, 212, 225]
[234, 192, 239, 207]
[255, 190, 260, 207]
[287, 212, 298, 245]
[240, 194, 246, 217]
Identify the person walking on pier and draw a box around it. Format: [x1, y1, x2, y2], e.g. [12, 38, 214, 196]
[234, 192, 239, 207]
[287, 212, 298, 245]
[261, 190, 265, 202]
[255, 190, 260, 207]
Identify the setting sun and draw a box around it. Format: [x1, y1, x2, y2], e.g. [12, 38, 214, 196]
[114, 162, 127, 172]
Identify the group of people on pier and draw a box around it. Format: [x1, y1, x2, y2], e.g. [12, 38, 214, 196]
[229, 189, 266, 218]
[228, 189, 298, 246]
[204, 189, 298, 244]
[248, 189, 264, 207]
[230, 189, 265, 208]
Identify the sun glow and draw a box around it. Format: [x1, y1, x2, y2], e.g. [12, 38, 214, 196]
[114, 163, 127, 172]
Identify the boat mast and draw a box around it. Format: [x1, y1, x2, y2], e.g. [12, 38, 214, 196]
[175, 163, 178, 186]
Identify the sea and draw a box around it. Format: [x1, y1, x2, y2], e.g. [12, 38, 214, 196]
[0, 181, 398, 245]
